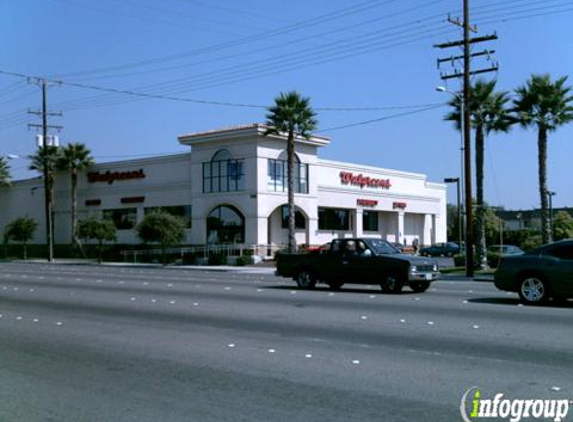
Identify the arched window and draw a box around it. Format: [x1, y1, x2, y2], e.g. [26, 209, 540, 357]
[203, 149, 245, 193]
[267, 151, 308, 193]
[211, 149, 233, 161]
[206, 205, 245, 244]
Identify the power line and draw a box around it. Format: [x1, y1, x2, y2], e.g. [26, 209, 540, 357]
[0, 69, 449, 115]
[315, 104, 446, 133]
[50, 1, 572, 112]
[53, 23, 454, 112]
[46, 0, 243, 37]
[65, 1, 448, 83]
[52, 0, 425, 79]
[49, 25, 455, 112]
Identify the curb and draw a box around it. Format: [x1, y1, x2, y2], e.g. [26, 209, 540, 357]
[6, 259, 277, 274]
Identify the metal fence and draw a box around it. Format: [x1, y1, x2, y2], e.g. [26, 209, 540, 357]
[120, 243, 285, 264]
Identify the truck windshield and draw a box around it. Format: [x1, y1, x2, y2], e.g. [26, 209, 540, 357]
[367, 239, 401, 255]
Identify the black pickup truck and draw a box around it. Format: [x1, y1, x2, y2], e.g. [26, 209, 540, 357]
[276, 238, 439, 293]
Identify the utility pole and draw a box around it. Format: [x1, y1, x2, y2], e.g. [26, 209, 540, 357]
[462, 0, 474, 277]
[28, 78, 62, 262]
[434, 1, 498, 277]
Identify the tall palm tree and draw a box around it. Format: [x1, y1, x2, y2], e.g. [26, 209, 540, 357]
[28, 145, 60, 198]
[28, 145, 60, 245]
[57, 143, 94, 248]
[445, 80, 514, 268]
[0, 157, 11, 187]
[265, 91, 317, 253]
[513, 74, 573, 244]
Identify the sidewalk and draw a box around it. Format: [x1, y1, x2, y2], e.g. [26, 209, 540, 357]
[439, 272, 494, 282]
[10, 259, 278, 274]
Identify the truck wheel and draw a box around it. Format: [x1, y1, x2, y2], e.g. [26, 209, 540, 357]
[410, 281, 430, 293]
[381, 274, 402, 293]
[296, 270, 316, 289]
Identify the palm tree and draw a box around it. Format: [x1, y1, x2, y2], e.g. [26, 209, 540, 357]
[28, 145, 60, 247]
[513, 74, 573, 244]
[445, 80, 514, 268]
[57, 143, 94, 248]
[265, 91, 317, 253]
[0, 157, 11, 187]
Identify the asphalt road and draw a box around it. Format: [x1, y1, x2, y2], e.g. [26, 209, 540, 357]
[0, 262, 571, 422]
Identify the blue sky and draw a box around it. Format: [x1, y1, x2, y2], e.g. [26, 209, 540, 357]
[1, 0, 572, 210]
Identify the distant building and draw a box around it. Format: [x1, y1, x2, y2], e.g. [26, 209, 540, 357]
[496, 208, 573, 231]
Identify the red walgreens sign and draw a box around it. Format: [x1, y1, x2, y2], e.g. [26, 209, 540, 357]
[340, 172, 391, 189]
[357, 199, 378, 207]
[87, 169, 146, 185]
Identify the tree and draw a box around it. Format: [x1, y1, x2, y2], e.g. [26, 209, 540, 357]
[265, 91, 317, 253]
[513, 74, 573, 244]
[77, 218, 117, 263]
[445, 80, 514, 268]
[57, 143, 94, 249]
[28, 145, 60, 243]
[5, 217, 38, 260]
[136, 211, 185, 265]
[553, 211, 573, 241]
[0, 157, 11, 187]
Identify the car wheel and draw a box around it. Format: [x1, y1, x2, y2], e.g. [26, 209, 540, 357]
[518, 276, 548, 305]
[381, 273, 403, 293]
[326, 281, 344, 291]
[296, 270, 316, 289]
[410, 281, 430, 293]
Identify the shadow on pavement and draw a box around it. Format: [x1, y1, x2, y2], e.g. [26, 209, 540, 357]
[468, 297, 573, 309]
[266, 285, 417, 295]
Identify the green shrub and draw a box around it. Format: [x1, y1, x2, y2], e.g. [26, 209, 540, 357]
[236, 255, 249, 266]
[486, 252, 502, 269]
[182, 252, 198, 265]
[521, 235, 542, 251]
[208, 253, 226, 265]
[453, 254, 466, 267]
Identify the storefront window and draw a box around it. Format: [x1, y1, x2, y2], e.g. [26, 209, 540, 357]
[318, 208, 351, 231]
[203, 149, 245, 193]
[363, 211, 379, 232]
[206, 205, 245, 244]
[267, 158, 308, 194]
[281, 206, 306, 229]
[144, 205, 192, 228]
[103, 208, 137, 230]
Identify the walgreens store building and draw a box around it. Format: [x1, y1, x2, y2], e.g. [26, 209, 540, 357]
[0, 124, 447, 253]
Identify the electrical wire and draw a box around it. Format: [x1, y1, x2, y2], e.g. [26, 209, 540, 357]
[315, 104, 447, 133]
[53, 23, 453, 111]
[52, 0, 411, 79]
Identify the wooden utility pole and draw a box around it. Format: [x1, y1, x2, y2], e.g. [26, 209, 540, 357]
[462, 0, 474, 277]
[434, 1, 498, 277]
[28, 79, 62, 262]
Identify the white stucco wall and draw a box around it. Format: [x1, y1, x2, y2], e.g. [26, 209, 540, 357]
[0, 124, 447, 250]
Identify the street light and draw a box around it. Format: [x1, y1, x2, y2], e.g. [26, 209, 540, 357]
[444, 177, 463, 254]
[547, 191, 556, 242]
[437, 86, 473, 274]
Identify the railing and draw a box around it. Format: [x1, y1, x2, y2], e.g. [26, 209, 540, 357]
[120, 243, 285, 264]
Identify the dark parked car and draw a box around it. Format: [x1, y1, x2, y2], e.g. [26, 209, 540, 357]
[494, 239, 573, 304]
[488, 244, 524, 256]
[276, 238, 439, 293]
[419, 242, 460, 257]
